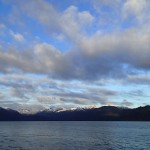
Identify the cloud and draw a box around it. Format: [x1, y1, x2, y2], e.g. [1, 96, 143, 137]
[10, 30, 25, 42]
[10, 0, 94, 42]
[0, 73, 118, 111]
[1, 27, 150, 81]
[35, 79, 117, 107]
[60, 6, 94, 40]
[127, 90, 148, 98]
[0, 43, 69, 77]
[71, 28, 150, 79]
[123, 0, 148, 22]
[120, 99, 133, 107]
[124, 75, 150, 85]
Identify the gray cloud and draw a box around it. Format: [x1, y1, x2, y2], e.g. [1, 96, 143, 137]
[124, 75, 150, 85]
[1, 0, 150, 81]
[0, 73, 118, 111]
[1, 29, 150, 81]
[120, 99, 133, 107]
[126, 90, 148, 98]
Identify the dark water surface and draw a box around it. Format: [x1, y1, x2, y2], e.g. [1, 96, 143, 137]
[0, 121, 149, 150]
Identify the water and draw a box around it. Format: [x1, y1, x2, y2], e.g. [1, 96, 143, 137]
[0, 122, 149, 150]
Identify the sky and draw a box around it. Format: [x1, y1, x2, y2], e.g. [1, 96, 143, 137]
[0, 0, 150, 113]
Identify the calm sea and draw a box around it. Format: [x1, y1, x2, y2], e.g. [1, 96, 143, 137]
[0, 121, 149, 150]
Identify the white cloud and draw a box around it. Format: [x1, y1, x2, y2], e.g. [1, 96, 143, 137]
[9, 0, 94, 42]
[123, 0, 149, 22]
[10, 30, 25, 42]
[59, 6, 94, 41]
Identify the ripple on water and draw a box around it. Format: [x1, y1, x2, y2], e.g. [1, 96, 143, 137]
[0, 122, 149, 150]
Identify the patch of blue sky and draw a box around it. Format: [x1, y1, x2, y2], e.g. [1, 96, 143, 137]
[48, 0, 94, 12]
[0, 84, 9, 90]
[0, 1, 12, 18]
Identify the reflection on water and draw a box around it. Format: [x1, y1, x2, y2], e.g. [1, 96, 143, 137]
[0, 121, 149, 150]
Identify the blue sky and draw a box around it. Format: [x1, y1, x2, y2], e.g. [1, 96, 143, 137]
[0, 0, 150, 113]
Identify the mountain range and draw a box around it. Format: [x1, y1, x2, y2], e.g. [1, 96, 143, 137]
[0, 105, 150, 121]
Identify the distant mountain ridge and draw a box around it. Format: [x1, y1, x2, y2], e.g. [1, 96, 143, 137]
[0, 105, 150, 121]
